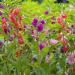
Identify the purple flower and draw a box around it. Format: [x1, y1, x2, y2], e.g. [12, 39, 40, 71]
[40, 20, 46, 24]
[4, 29, 8, 34]
[39, 44, 44, 50]
[44, 11, 49, 15]
[71, 25, 74, 28]
[73, 32, 75, 34]
[0, 41, 3, 48]
[51, 22, 56, 24]
[7, 29, 10, 33]
[9, 25, 12, 29]
[32, 18, 38, 26]
[52, 30, 56, 33]
[4, 29, 10, 33]
[9, 36, 13, 41]
[24, 25, 26, 28]
[37, 24, 43, 32]
[0, 4, 4, 8]
[63, 0, 67, 2]
[45, 54, 50, 63]
[51, 16, 56, 20]
[0, 11, 2, 16]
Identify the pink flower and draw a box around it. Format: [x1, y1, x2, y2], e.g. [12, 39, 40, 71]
[33, 30, 37, 34]
[45, 54, 50, 63]
[57, 17, 63, 24]
[45, 29, 50, 34]
[2, 17, 6, 24]
[67, 51, 75, 65]
[50, 39, 58, 44]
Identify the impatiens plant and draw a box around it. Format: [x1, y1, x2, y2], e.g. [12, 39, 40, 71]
[0, 0, 75, 75]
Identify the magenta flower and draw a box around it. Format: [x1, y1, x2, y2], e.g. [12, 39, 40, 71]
[2, 17, 6, 24]
[4, 29, 8, 34]
[40, 20, 46, 24]
[51, 16, 56, 20]
[39, 44, 44, 50]
[7, 29, 10, 33]
[73, 32, 75, 34]
[44, 11, 49, 15]
[51, 22, 56, 24]
[0, 4, 4, 9]
[52, 30, 56, 33]
[32, 18, 38, 26]
[37, 24, 43, 32]
[50, 39, 58, 44]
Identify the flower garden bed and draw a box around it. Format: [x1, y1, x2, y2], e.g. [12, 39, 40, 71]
[0, 0, 75, 75]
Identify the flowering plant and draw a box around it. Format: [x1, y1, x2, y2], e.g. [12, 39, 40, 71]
[0, 0, 75, 75]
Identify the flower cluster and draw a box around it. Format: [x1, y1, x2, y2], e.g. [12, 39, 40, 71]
[32, 18, 46, 32]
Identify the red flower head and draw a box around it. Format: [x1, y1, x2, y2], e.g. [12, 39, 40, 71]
[18, 37, 24, 45]
[12, 8, 20, 15]
[57, 17, 63, 24]
[61, 45, 69, 53]
[62, 14, 67, 19]
[9, 14, 16, 23]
